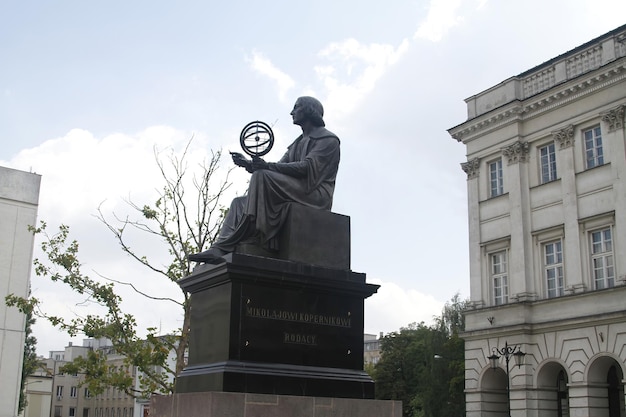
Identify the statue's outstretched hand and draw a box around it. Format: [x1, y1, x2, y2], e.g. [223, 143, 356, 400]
[231, 152, 253, 173]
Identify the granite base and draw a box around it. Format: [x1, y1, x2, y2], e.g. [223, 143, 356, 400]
[150, 392, 401, 417]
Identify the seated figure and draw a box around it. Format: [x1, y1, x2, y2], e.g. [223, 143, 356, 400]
[189, 96, 340, 263]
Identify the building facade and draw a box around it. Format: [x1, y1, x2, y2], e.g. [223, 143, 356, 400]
[0, 166, 41, 417]
[449, 25, 626, 416]
[46, 339, 175, 417]
[47, 340, 137, 417]
[20, 372, 53, 417]
[364, 333, 382, 366]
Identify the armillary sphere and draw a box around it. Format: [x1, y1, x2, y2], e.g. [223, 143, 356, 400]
[239, 121, 274, 157]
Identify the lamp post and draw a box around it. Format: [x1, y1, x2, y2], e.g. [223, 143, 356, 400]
[488, 341, 525, 417]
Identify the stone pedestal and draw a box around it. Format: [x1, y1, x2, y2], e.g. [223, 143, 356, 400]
[151, 392, 401, 417]
[176, 252, 379, 398]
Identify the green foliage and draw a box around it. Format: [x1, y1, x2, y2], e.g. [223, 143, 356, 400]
[7, 222, 176, 397]
[17, 301, 39, 413]
[374, 295, 468, 417]
[6, 144, 233, 398]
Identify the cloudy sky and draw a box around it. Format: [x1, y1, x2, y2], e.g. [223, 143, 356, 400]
[2, 1, 625, 356]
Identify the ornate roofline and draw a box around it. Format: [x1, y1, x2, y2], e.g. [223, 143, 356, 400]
[449, 24, 626, 143]
[449, 59, 626, 143]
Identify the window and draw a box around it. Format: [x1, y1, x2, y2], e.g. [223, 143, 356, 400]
[71, 386, 78, 398]
[70, 407, 76, 417]
[489, 159, 503, 197]
[539, 142, 557, 183]
[544, 240, 564, 297]
[591, 227, 614, 289]
[83, 408, 90, 417]
[56, 385, 64, 398]
[491, 251, 508, 305]
[583, 125, 604, 169]
[84, 388, 91, 398]
[54, 406, 62, 417]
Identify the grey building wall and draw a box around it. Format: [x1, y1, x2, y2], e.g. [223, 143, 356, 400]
[0, 166, 41, 417]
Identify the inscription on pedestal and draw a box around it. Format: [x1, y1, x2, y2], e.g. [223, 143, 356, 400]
[239, 286, 363, 369]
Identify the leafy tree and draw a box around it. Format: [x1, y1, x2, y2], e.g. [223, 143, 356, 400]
[17, 298, 39, 414]
[374, 295, 467, 417]
[6, 144, 234, 397]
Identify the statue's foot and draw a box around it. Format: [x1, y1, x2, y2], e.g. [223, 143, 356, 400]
[188, 247, 227, 263]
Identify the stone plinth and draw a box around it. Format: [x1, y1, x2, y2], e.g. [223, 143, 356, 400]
[151, 392, 401, 417]
[176, 253, 379, 398]
[237, 205, 350, 270]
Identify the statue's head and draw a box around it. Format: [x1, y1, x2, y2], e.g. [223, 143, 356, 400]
[292, 96, 325, 127]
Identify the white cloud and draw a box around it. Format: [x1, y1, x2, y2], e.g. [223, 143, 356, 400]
[5, 128, 244, 355]
[315, 38, 410, 119]
[247, 50, 295, 102]
[413, 0, 467, 42]
[365, 279, 444, 335]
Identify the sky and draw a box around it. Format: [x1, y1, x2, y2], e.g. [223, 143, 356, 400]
[1, 0, 625, 356]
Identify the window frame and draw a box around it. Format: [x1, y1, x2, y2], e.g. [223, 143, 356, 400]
[488, 158, 504, 197]
[583, 125, 604, 169]
[539, 141, 557, 183]
[491, 250, 509, 305]
[590, 226, 614, 289]
[543, 239, 564, 298]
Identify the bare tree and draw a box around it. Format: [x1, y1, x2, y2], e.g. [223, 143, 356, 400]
[7, 141, 234, 397]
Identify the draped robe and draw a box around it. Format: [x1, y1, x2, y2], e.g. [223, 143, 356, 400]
[214, 126, 340, 251]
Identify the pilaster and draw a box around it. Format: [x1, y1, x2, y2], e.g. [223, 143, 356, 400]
[502, 141, 535, 300]
[602, 104, 626, 285]
[552, 125, 584, 293]
[462, 158, 484, 305]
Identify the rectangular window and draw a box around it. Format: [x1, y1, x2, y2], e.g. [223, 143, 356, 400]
[56, 385, 63, 398]
[544, 240, 564, 297]
[54, 406, 62, 417]
[70, 408, 76, 417]
[539, 142, 557, 183]
[491, 251, 508, 305]
[84, 388, 91, 398]
[489, 159, 504, 197]
[71, 386, 78, 398]
[83, 408, 90, 417]
[591, 228, 614, 289]
[584, 125, 604, 169]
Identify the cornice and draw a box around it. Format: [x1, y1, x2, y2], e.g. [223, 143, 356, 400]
[449, 59, 626, 143]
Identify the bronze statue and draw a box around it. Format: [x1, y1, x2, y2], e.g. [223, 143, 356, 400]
[189, 96, 340, 263]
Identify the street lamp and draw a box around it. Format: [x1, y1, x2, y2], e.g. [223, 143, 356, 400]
[488, 341, 525, 417]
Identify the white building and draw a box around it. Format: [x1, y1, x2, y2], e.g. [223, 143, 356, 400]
[449, 25, 626, 416]
[46, 338, 176, 417]
[0, 166, 41, 417]
[19, 367, 53, 417]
